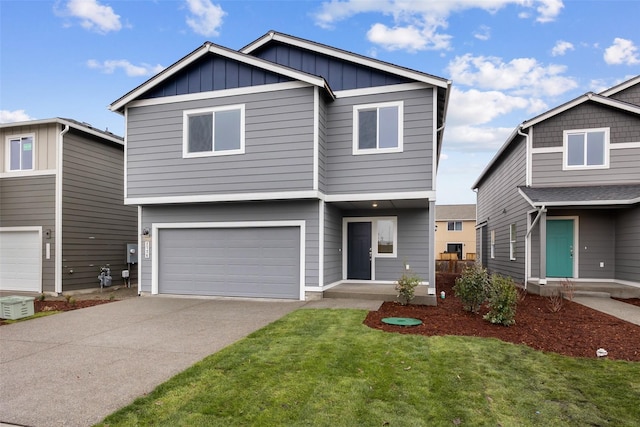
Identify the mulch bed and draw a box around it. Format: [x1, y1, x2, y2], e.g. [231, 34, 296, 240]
[364, 273, 640, 362]
[0, 299, 113, 326]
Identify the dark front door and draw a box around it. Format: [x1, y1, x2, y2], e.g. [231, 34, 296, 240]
[347, 222, 371, 280]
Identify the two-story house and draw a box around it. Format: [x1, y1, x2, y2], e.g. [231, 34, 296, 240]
[473, 75, 640, 291]
[435, 204, 476, 261]
[109, 31, 450, 301]
[0, 118, 137, 294]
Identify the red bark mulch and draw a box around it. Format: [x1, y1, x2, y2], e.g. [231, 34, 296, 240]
[364, 273, 640, 362]
[0, 299, 113, 326]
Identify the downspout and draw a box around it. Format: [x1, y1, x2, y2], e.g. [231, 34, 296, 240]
[55, 124, 70, 295]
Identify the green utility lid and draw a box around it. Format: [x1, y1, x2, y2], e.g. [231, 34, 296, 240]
[381, 317, 422, 326]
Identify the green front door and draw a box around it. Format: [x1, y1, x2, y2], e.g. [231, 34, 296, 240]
[546, 219, 574, 277]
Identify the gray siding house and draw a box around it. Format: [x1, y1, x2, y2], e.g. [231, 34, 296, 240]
[110, 31, 450, 300]
[473, 75, 640, 289]
[0, 118, 137, 294]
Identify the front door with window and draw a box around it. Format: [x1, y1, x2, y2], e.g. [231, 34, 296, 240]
[347, 222, 371, 280]
[546, 219, 574, 277]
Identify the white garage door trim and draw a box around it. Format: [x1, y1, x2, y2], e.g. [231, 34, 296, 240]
[151, 220, 306, 300]
[0, 226, 43, 292]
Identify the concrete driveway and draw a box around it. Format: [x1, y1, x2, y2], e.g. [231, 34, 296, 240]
[0, 296, 307, 427]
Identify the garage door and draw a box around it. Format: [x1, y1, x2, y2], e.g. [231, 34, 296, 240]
[0, 229, 41, 292]
[158, 227, 300, 299]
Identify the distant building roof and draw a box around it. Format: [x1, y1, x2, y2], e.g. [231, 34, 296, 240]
[436, 204, 476, 221]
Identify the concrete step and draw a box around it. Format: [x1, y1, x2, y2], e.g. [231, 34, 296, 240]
[323, 283, 436, 306]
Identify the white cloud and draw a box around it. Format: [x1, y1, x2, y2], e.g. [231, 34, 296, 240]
[314, 1, 563, 52]
[0, 110, 36, 124]
[604, 38, 640, 65]
[444, 124, 514, 152]
[185, 0, 226, 37]
[473, 25, 491, 41]
[551, 40, 574, 56]
[61, 0, 121, 34]
[87, 59, 165, 77]
[446, 53, 577, 96]
[447, 87, 530, 127]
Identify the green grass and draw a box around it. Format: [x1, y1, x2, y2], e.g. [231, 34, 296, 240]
[97, 309, 640, 427]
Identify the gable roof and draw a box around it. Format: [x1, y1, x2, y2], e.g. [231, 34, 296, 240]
[0, 117, 123, 145]
[241, 31, 450, 89]
[519, 184, 640, 207]
[472, 75, 640, 190]
[109, 40, 335, 114]
[435, 204, 476, 221]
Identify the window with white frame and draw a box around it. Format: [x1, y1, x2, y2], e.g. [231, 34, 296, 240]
[7, 135, 34, 171]
[447, 221, 462, 231]
[353, 101, 403, 154]
[375, 218, 397, 257]
[490, 230, 495, 259]
[509, 224, 516, 260]
[183, 105, 245, 158]
[564, 128, 609, 169]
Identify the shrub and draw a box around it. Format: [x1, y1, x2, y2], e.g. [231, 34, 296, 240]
[395, 267, 422, 306]
[453, 263, 489, 313]
[547, 290, 563, 313]
[484, 274, 518, 326]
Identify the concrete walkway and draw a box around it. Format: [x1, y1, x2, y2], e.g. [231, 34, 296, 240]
[0, 296, 381, 427]
[572, 296, 640, 326]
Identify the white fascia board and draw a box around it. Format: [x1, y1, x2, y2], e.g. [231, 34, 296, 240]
[518, 187, 537, 208]
[471, 126, 522, 190]
[540, 198, 640, 207]
[126, 190, 322, 205]
[110, 42, 333, 113]
[325, 191, 435, 202]
[126, 81, 313, 110]
[241, 31, 449, 89]
[599, 75, 640, 96]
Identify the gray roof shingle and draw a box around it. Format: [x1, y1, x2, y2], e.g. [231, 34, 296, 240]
[519, 184, 640, 206]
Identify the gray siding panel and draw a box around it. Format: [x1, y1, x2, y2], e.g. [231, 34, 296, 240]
[609, 84, 640, 106]
[532, 148, 640, 186]
[616, 205, 640, 281]
[127, 87, 315, 198]
[0, 176, 56, 292]
[318, 96, 328, 193]
[476, 136, 528, 282]
[326, 89, 434, 194]
[62, 131, 138, 291]
[323, 203, 342, 285]
[139, 200, 319, 293]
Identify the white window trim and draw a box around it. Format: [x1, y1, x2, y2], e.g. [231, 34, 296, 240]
[373, 216, 398, 258]
[447, 221, 463, 231]
[562, 127, 610, 170]
[509, 224, 517, 261]
[490, 229, 495, 259]
[5, 133, 36, 172]
[352, 100, 403, 155]
[341, 216, 398, 280]
[183, 104, 245, 158]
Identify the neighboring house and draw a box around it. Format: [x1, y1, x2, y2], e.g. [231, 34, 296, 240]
[109, 31, 451, 300]
[472, 75, 640, 288]
[0, 118, 137, 294]
[435, 204, 476, 260]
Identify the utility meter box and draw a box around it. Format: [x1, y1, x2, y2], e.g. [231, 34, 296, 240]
[127, 243, 138, 264]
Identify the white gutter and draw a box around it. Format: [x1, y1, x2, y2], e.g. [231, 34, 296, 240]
[55, 124, 70, 295]
[517, 126, 531, 187]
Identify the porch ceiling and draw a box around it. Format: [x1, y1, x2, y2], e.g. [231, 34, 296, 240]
[328, 198, 430, 210]
[519, 184, 640, 208]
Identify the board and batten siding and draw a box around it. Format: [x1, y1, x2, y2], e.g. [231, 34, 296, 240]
[325, 88, 434, 194]
[139, 200, 319, 293]
[475, 136, 529, 282]
[0, 123, 57, 173]
[532, 147, 640, 186]
[61, 131, 138, 290]
[126, 86, 316, 199]
[615, 205, 640, 282]
[0, 176, 56, 291]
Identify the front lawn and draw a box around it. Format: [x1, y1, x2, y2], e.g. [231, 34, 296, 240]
[97, 309, 640, 426]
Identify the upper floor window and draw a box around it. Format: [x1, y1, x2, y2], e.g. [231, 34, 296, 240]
[563, 128, 609, 170]
[447, 221, 462, 231]
[353, 101, 403, 155]
[183, 105, 245, 158]
[7, 135, 34, 171]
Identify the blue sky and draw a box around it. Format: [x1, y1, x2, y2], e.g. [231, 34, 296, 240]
[1, 0, 639, 204]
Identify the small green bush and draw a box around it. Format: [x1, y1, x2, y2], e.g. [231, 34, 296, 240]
[395, 267, 422, 306]
[484, 274, 518, 326]
[453, 263, 489, 313]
